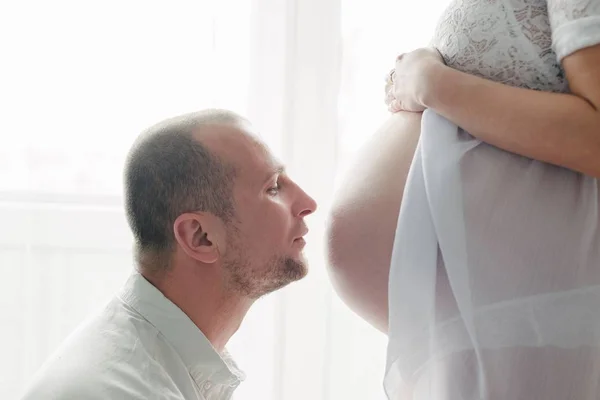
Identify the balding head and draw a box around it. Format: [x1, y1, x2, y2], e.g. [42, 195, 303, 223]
[124, 109, 245, 271]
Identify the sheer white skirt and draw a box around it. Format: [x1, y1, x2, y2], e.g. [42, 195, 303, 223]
[385, 110, 600, 400]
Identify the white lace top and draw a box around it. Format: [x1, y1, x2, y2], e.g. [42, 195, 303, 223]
[385, 1, 600, 399]
[431, 0, 600, 93]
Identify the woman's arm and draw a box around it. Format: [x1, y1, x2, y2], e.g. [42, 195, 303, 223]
[400, 45, 600, 177]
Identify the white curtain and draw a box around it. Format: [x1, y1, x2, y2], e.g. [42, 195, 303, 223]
[0, 0, 446, 399]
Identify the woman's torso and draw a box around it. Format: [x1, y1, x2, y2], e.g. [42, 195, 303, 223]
[388, 0, 600, 398]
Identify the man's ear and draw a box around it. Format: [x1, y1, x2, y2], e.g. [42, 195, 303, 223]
[173, 212, 227, 264]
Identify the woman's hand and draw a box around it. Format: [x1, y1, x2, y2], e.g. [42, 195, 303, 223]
[386, 47, 445, 113]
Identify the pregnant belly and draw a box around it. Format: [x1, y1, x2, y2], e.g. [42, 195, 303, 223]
[327, 111, 421, 332]
[336, 110, 422, 252]
[339, 111, 421, 200]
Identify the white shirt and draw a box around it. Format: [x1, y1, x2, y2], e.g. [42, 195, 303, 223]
[20, 273, 245, 400]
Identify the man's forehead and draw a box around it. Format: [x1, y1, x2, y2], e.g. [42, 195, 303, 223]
[195, 122, 254, 153]
[195, 123, 279, 175]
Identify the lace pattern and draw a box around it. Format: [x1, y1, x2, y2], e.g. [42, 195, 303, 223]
[431, 0, 600, 93]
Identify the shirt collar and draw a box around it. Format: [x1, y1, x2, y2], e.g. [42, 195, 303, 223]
[117, 273, 246, 387]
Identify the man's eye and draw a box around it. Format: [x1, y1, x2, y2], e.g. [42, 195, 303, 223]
[267, 183, 281, 195]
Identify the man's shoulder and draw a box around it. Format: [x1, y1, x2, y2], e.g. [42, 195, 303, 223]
[20, 297, 174, 399]
[51, 296, 155, 360]
[20, 378, 144, 400]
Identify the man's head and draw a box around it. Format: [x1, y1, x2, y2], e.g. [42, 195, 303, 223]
[124, 109, 317, 299]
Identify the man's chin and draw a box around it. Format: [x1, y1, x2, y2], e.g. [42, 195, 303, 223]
[284, 256, 308, 282]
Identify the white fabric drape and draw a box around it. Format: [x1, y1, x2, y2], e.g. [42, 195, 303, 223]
[385, 112, 600, 400]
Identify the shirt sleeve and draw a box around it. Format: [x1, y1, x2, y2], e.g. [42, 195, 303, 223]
[547, 0, 600, 60]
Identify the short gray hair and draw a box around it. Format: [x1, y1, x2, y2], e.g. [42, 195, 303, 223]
[124, 109, 242, 271]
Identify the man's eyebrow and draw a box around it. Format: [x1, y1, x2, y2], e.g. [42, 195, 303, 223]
[263, 165, 286, 184]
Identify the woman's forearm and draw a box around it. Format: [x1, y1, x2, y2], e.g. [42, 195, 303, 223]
[421, 62, 600, 178]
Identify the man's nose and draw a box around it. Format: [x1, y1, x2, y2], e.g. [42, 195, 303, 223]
[296, 190, 317, 218]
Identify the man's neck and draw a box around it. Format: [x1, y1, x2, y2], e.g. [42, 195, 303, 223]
[143, 268, 253, 352]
